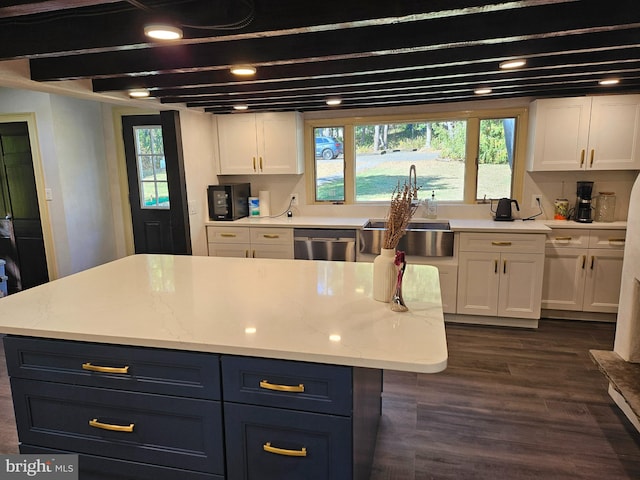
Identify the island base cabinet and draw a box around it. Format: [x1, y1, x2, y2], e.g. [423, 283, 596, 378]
[21, 445, 223, 480]
[224, 403, 352, 480]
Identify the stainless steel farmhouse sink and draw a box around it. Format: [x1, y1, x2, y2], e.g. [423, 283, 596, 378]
[360, 220, 454, 257]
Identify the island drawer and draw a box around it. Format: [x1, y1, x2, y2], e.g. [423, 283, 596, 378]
[224, 402, 351, 480]
[11, 378, 225, 475]
[221, 356, 352, 415]
[3, 336, 221, 400]
[22, 445, 224, 480]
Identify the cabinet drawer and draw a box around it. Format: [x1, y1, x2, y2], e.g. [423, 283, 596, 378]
[545, 229, 589, 248]
[250, 228, 293, 245]
[221, 356, 352, 415]
[11, 379, 224, 474]
[207, 226, 250, 243]
[21, 445, 223, 480]
[3, 336, 220, 400]
[588, 230, 626, 249]
[458, 233, 545, 253]
[224, 403, 351, 480]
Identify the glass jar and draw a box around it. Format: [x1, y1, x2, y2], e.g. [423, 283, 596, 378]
[594, 192, 616, 222]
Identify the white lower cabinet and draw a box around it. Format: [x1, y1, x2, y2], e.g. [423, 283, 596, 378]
[207, 226, 293, 259]
[456, 233, 545, 320]
[542, 229, 625, 315]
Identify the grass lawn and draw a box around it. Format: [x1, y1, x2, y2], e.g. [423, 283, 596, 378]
[316, 156, 512, 202]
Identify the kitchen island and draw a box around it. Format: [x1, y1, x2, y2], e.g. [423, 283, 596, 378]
[0, 254, 447, 480]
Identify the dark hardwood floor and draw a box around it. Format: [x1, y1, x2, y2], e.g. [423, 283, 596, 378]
[2, 320, 640, 479]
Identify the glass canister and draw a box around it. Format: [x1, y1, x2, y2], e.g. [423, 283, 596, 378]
[594, 192, 616, 222]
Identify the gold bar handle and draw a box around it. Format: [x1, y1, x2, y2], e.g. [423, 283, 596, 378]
[503, 259, 507, 274]
[494, 259, 498, 274]
[580, 149, 585, 167]
[581, 255, 586, 269]
[263, 442, 307, 457]
[590, 256, 595, 270]
[260, 380, 305, 393]
[82, 363, 129, 374]
[609, 238, 625, 243]
[259, 156, 263, 171]
[220, 233, 237, 238]
[252, 157, 256, 171]
[263, 234, 280, 239]
[590, 149, 594, 167]
[89, 418, 134, 433]
[554, 237, 572, 241]
[491, 241, 512, 246]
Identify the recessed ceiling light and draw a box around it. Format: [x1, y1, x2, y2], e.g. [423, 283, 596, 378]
[599, 78, 620, 86]
[499, 59, 526, 70]
[233, 104, 249, 110]
[474, 88, 492, 95]
[230, 65, 257, 76]
[326, 98, 342, 106]
[144, 24, 183, 40]
[128, 89, 151, 98]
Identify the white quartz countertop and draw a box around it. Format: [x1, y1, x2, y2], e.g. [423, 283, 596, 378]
[448, 219, 551, 233]
[0, 255, 448, 374]
[209, 216, 370, 228]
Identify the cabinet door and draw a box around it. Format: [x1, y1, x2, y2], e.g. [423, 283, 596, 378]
[588, 95, 640, 170]
[217, 114, 259, 174]
[257, 112, 304, 174]
[456, 251, 499, 316]
[541, 247, 587, 311]
[498, 253, 544, 319]
[208, 243, 250, 258]
[583, 249, 624, 313]
[527, 97, 592, 171]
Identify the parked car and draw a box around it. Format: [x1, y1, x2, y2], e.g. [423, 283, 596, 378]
[315, 136, 343, 160]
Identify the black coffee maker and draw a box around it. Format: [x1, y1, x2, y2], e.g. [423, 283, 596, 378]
[574, 181, 594, 223]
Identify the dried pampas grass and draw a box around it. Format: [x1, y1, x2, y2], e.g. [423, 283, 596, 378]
[383, 180, 420, 249]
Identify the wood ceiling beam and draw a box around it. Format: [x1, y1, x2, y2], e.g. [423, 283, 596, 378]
[0, 0, 122, 18]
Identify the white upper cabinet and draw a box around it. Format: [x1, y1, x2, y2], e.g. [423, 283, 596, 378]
[217, 112, 304, 175]
[527, 95, 640, 171]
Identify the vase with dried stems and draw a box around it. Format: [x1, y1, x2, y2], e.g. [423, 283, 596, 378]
[372, 175, 420, 303]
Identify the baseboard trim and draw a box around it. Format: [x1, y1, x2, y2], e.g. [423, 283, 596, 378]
[444, 313, 538, 329]
[541, 309, 617, 322]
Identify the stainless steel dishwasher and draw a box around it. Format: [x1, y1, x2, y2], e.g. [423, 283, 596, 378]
[293, 229, 356, 261]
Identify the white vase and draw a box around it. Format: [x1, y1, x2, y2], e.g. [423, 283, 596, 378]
[373, 248, 397, 302]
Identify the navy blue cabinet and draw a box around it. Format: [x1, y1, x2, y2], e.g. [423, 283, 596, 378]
[222, 356, 382, 480]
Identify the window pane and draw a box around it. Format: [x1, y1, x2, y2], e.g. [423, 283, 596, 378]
[477, 118, 514, 201]
[133, 126, 170, 209]
[314, 127, 344, 202]
[354, 121, 466, 202]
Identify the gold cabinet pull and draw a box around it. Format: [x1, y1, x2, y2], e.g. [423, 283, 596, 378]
[245, 250, 249, 258]
[590, 256, 595, 270]
[259, 380, 305, 393]
[491, 241, 512, 246]
[590, 149, 595, 167]
[554, 237, 572, 242]
[259, 156, 263, 171]
[581, 255, 586, 269]
[263, 442, 307, 457]
[580, 149, 585, 167]
[252, 157, 256, 171]
[503, 259, 507, 274]
[220, 233, 237, 238]
[82, 363, 129, 374]
[263, 234, 280, 239]
[609, 238, 625, 243]
[89, 418, 134, 433]
[494, 259, 498, 274]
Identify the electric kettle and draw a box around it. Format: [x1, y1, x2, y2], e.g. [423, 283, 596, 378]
[491, 198, 519, 221]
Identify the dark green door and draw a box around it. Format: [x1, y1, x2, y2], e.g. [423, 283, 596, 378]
[0, 122, 49, 293]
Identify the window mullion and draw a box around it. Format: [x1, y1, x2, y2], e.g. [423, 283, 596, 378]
[465, 117, 480, 203]
[343, 124, 355, 203]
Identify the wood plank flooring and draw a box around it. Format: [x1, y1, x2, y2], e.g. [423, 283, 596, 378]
[2, 320, 640, 479]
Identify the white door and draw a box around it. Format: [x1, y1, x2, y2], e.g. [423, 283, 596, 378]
[456, 251, 499, 316]
[588, 95, 640, 170]
[541, 247, 587, 311]
[529, 97, 592, 171]
[217, 114, 258, 174]
[498, 253, 544, 319]
[583, 249, 624, 313]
